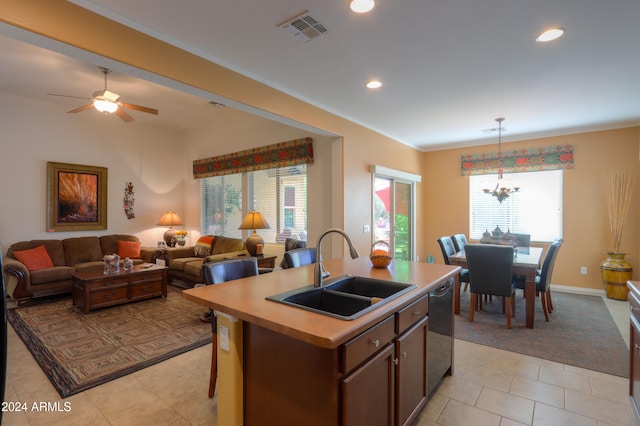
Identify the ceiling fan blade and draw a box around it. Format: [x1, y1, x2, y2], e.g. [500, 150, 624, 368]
[47, 93, 92, 101]
[121, 102, 159, 115]
[67, 104, 94, 114]
[114, 107, 134, 122]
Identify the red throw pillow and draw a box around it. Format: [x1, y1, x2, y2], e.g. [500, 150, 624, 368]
[13, 245, 55, 271]
[117, 240, 142, 259]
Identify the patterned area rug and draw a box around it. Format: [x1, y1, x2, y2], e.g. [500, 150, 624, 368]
[8, 288, 211, 397]
[455, 290, 629, 377]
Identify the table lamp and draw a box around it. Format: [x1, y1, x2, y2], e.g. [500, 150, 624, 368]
[238, 211, 271, 256]
[157, 210, 184, 247]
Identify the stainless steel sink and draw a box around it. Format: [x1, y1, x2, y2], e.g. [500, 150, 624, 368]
[266, 275, 416, 320]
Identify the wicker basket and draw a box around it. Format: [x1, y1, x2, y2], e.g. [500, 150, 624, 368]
[370, 240, 392, 268]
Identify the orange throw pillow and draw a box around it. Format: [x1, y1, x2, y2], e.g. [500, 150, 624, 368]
[117, 240, 142, 259]
[194, 236, 215, 257]
[13, 245, 54, 271]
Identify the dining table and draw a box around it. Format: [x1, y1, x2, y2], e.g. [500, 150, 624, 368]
[448, 246, 543, 329]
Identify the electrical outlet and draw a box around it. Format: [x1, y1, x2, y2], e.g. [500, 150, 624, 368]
[363, 224, 370, 234]
[219, 325, 230, 351]
[580, 266, 588, 275]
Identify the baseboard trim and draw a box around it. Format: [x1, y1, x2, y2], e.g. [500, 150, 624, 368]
[550, 284, 606, 297]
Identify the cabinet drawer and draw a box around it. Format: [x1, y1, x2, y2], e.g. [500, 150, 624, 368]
[94, 276, 129, 287]
[90, 284, 129, 307]
[131, 279, 163, 299]
[130, 271, 163, 285]
[396, 294, 429, 335]
[341, 315, 395, 374]
[632, 291, 640, 323]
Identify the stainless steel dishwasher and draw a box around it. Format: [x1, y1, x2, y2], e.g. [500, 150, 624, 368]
[427, 277, 453, 397]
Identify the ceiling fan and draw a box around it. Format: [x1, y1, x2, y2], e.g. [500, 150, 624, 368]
[48, 67, 159, 122]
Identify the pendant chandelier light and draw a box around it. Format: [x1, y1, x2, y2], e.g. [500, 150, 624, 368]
[483, 117, 520, 203]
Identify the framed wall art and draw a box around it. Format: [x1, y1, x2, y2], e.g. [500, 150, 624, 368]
[47, 162, 108, 232]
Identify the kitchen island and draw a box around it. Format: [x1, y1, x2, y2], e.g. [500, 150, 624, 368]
[183, 256, 459, 426]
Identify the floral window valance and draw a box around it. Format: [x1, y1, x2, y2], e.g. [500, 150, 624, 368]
[461, 145, 574, 176]
[193, 137, 313, 179]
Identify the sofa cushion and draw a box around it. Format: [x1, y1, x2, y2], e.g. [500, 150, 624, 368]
[194, 236, 215, 257]
[13, 245, 54, 271]
[30, 265, 74, 284]
[63, 237, 103, 266]
[117, 240, 142, 259]
[100, 234, 140, 256]
[169, 256, 202, 272]
[184, 259, 205, 278]
[211, 236, 244, 255]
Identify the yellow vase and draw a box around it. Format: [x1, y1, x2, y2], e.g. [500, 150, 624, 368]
[601, 252, 632, 300]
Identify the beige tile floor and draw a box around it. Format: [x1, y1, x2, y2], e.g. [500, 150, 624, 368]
[2, 293, 635, 425]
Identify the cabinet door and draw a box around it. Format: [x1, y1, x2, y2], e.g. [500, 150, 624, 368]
[342, 343, 395, 426]
[631, 316, 640, 419]
[396, 316, 428, 426]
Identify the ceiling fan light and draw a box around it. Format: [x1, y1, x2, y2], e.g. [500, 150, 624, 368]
[93, 99, 118, 113]
[350, 0, 375, 13]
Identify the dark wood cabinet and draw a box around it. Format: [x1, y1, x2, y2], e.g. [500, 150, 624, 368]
[396, 317, 428, 426]
[342, 343, 395, 426]
[244, 293, 430, 426]
[628, 282, 640, 421]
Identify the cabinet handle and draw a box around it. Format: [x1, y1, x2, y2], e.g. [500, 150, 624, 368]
[103, 293, 115, 299]
[401, 351, 407, 359]
[413, 310, 421, 316]
[631, 306, 640, 312]
[393, 358, 399, 365]
[635, 344, 640, 352]
[369, 339, 380, 348]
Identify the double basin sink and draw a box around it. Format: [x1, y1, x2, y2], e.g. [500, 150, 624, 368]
[266, 275, 416, 320]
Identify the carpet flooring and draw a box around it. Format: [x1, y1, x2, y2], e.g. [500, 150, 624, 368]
[8, 288, 211, 398]
[454, 289, 629, 377]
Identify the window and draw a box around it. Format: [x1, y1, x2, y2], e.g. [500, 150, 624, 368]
[200, 165, 307, 243]
[469, 170, 563, 242]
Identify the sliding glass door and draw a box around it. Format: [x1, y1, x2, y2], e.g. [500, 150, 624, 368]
[373, 176, 415, 261]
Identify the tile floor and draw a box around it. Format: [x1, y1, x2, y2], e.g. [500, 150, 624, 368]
[2, 292, 636, 425]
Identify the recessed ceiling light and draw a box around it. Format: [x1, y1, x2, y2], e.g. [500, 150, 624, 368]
[536, 28, 564, 42]
[366, 80, 382, 89]
[350, 0, 375, 13]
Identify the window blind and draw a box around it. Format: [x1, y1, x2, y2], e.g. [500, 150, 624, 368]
[469, 170, 563, 242]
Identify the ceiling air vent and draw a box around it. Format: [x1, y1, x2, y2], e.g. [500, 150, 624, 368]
[278, 10, 328, 42]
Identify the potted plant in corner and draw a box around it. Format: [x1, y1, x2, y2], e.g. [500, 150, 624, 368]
[601, 170, 636, 300]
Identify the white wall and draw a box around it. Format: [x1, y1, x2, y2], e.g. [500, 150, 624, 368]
[0, 93, 184, 251]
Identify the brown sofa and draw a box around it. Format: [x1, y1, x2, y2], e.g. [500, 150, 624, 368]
[3, 235, 159, 305]
[165, 235, 248, 285]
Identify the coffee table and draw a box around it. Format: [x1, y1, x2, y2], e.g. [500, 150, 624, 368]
[72, 263, 168, 313]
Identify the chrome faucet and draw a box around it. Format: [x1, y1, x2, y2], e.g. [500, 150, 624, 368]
[314, 228, 360, 288]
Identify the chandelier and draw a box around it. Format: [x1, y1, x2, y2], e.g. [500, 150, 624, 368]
[483, 117, 520, 203]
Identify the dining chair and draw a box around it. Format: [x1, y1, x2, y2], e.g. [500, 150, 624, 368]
[283, 247, 317, 268]
[202, 257, 259, 398]
[515, 238, 563, 321]
[279, 238, 307, 269]
[438, 236, 470, 290]
[465, 244, 516, 328]
[451, 234, 468, 252]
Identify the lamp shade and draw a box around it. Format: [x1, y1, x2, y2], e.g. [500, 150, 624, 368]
[157, 211, 184, 227]
[238, 211, 270, 256]
[238, 211, 271, 231]
[157, 211, 184, 247]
